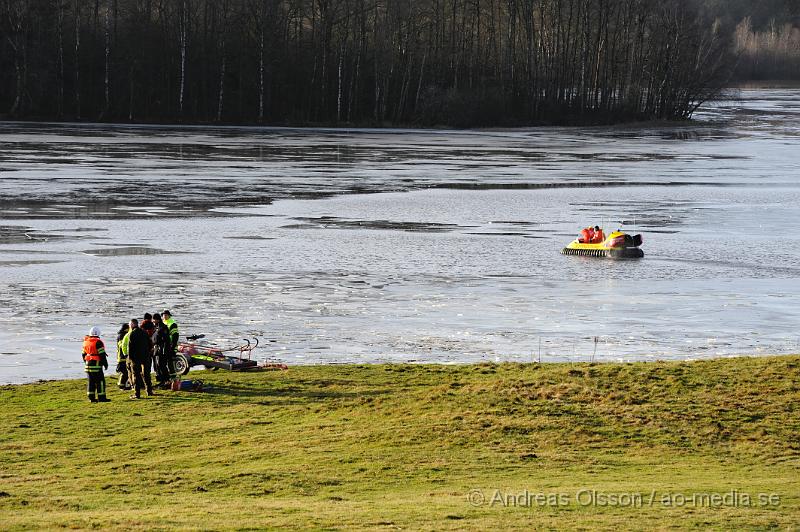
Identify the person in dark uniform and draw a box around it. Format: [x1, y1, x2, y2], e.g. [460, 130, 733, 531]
[141, 312, 155, 339]
[122, 318, 154, 399]
[82, 326, 110, 402]
[140, 313, 156, 391]
[152, 312, 172, 387]
[161, 310, 180, 382]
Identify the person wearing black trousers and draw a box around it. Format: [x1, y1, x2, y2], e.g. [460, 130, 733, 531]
[115, 323, 130, 390]
[82, 326, 110, 402]
[122, 319, 154, 399]
[152, 312, 172, 387]
[162, 310, 180, 382]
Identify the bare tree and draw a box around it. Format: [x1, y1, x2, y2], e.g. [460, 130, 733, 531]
[2, 0, 28, 116]
[178, 0, 189, 117]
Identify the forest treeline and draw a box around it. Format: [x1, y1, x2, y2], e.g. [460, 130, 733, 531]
[703, 0, 800, 80]
[734, 17, 800, 80]
[0, 0, 786, 126]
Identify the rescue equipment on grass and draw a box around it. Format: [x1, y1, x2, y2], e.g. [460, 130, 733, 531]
[174, 335, 260, 374]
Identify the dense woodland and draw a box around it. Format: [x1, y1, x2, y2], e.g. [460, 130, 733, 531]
[0, 0, 795, 126]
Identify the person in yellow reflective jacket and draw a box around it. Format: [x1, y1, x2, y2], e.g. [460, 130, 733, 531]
[115, 323, 130, 390]
[83, 326, 110, 402]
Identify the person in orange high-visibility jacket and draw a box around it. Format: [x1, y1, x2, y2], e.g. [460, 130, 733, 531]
[579, 227, 594, 243]
[83, 326, 110, 402]
[590, 225, 605, 244]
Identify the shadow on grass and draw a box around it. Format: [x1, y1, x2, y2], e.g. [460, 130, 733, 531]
[164, 381, 392, 405]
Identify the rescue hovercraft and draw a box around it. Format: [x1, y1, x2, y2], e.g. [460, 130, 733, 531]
[561, 227, 644, 259]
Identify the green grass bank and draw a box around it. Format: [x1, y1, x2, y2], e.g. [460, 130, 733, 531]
[1, 356, 798, 530]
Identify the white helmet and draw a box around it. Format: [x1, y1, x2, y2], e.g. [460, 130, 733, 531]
[88, 326, 101, 337]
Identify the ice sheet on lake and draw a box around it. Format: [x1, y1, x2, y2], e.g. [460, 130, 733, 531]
[1, 89, 799, 383]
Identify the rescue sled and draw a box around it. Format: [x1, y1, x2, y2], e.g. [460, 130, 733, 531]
[174, 335, 259, 375]
[561, 230, 644, 259]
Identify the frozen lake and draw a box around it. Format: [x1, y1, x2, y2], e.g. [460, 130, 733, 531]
[1, 89, 800, 383]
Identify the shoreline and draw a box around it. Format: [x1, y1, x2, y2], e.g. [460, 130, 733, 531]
[1, 85, 797, 131]
[2, 353, 796, 388]
[733, 80, 800, 89]
[0, 114, 709, 132]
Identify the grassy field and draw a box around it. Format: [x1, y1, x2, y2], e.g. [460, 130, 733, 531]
[1, 356, 798, 530]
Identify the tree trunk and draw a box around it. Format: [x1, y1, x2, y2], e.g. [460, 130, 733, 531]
[217, 55, 226, 121]
[178, 0, 188, 118]
[74, 0, 81, 118]
[102, 1, 110, 118]
[216, 1, 228, 122]
[414, 50, 427, 114]
[57, 0, 64, 117]
[258, 0, 265, 122]
[129, 63, 134, 121]
[336, 42, 343, 122]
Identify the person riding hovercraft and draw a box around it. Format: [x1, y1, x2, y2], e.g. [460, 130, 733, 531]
[562, 225, 643, 258]
[579, 225, 606, 244]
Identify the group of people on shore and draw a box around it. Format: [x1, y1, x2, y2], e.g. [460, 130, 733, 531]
[81, 310, 180, 402]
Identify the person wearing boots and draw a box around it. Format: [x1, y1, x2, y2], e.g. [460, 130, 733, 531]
[82, 326, 110, 402]
[122, 318, 154, 399]
[152, 312, 172, 388]
[115, 323, 131, 390]
[162, 310, 180, 382]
